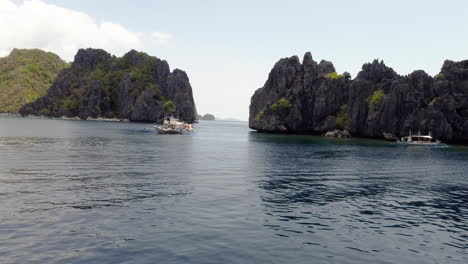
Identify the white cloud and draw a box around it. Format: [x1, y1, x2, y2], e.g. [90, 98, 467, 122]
[0, 0, 168, 61]
[151, 31, 173, 44]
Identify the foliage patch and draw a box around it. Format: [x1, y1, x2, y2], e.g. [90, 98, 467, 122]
[255, 110, 264, 122]
[163, 100, 176, 114]
[270, 98, 292, 112]
[366, 89, 385, 108]
[0, 49, 68, 113]
[428, 97, 439, 106]
[336, 104, 351, 130]
[324, 72, 345, 80]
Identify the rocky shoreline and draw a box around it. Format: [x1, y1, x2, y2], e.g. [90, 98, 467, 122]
[0, 113, 129, 122]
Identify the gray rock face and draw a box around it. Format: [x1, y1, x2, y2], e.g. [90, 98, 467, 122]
[73, 49, 112, 71]
[249, 52, 468, 144]
[317, 60, 336, 76]
[20, 48, 197, 123]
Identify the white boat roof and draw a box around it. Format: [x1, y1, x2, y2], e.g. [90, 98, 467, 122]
[402, 135, 433, 138]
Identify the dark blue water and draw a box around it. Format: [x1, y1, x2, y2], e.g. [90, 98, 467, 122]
[0, 117, 467, 264]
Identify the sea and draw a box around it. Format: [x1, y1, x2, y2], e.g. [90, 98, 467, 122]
[0, 116, 467, 264]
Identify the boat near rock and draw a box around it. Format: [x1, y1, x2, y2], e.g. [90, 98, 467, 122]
[154, 117, 193, 134]
[398, 131, 443, 146]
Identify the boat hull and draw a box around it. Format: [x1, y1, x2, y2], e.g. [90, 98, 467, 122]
[154, 126, 185, 134]
[397, 141, 443, 146]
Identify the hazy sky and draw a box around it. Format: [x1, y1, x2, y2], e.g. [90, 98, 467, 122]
[1, 0, 468, 120]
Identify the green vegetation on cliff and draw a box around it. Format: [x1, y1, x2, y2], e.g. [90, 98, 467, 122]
[270, 98, 292, 112]
[0, 49, 69, 113]
[428, 97, 440, 106]
[163, 100, 176, 114]
[324, 72, 345, 80]
[336, 104, 351, 130]
[255, 110, 264, 122]
[366, 89, 385, 108]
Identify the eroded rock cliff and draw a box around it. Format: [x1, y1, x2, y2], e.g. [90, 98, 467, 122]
[20, 49, 197, 122]
[249, 52, 468, 143]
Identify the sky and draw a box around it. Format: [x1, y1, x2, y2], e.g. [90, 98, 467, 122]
[1, 0, 468, 120]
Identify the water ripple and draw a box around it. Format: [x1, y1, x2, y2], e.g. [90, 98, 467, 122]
[0, 118, 467, 263]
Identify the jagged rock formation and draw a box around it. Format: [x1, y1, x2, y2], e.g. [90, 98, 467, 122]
[20, 49, 197, 122]
[249, 52, 468, 143]
[0, 49, 69, 113]
[197, 113, 215, 120]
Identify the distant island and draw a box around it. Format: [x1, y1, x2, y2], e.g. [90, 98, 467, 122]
[197, 113, 215, 120]
[16, 48, 197, 123]
[0, 49, 69, 113]
[249, 52, 468, 144]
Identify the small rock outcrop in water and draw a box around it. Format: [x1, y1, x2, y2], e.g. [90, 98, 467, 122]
[383, 133, 399, 141]
[324, 129, 351, 138]
[249, 52, 468, 144]
[198, 114, 215, 120]
[20, 49, 197, 123]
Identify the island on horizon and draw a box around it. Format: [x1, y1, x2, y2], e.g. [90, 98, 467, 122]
[197, 113, 215, 121]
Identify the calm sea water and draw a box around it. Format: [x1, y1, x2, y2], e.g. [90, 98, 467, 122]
[0, 117, 467, 264]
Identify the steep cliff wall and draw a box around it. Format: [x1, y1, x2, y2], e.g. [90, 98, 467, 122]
[249, 52, 468, 143]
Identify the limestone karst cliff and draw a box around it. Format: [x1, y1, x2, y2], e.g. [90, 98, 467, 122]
[249, 52, 468, 143]
[20, 49, 197, 122]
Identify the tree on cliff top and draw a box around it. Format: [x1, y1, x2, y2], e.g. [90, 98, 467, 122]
[163, 100, 176, 115]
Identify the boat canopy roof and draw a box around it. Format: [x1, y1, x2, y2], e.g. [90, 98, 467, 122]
[402, 135, 433, 139]
[401, 135, 438, 142]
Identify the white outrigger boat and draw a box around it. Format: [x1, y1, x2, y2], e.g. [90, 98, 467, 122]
[399, 131, 442, 145]
[153, 117, 193, 134]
